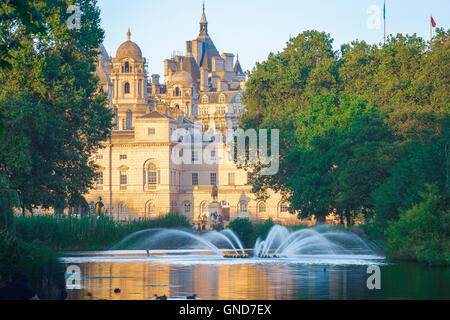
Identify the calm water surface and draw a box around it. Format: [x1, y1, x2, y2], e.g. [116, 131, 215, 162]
[63, 251, 450, 300]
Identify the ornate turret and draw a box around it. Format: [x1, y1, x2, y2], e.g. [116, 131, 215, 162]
[200, 3, 208, 34]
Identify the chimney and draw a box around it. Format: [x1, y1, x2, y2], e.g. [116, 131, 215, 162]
[186, 41, 192, 57]
[200, 67, 208, 91]
[217, 78, 222, 92]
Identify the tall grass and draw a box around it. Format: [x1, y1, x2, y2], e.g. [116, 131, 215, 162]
[13, 213, 190, 251]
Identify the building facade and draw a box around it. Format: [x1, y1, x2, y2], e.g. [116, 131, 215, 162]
[87, 7, 302, 225]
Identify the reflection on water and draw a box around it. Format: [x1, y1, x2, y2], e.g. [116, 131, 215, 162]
[65, 254, 450, 300]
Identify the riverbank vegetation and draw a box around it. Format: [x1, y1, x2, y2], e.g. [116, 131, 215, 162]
[241, 30, 449, 265]
[13, 213, 191, 251]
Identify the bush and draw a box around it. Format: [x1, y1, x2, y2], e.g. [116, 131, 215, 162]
[385, 184, 450, 266]
[0, 229, 64, 299]
[254, 219, 275, 242]
[228, 218, 254, 248]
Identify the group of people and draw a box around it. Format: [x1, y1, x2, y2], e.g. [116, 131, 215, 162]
[192, 213, 224, 232]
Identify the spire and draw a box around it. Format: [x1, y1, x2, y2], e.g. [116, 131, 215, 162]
[127, 28, 131, 41]
[200, 2, 208, 34]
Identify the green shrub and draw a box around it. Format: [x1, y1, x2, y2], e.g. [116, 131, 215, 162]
[254, 219, 275, 242]
[385, 184, 450, 266]
[228, 218, 254, 248]
[0, 229, 64, 298]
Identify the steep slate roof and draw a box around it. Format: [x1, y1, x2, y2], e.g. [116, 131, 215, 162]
[199, 91, 242, 104]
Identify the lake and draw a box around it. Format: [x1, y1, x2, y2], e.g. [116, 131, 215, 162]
[62, 250, 450, 300]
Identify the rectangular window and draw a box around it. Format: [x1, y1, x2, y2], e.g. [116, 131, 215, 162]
[148, 128, 155, 135]
[120, 172, 127, 185]
[211, 151, 216, 161]
[96, 155, 103, 160]
[148, 171, 157, 185]
[96, 172, 103, 185]
[210, 173, 217, 185]
[192, 173, 198, 186]
[228, 172, 235, 185]
[192, 151, 199, 162]
[120, 154, 127, 160]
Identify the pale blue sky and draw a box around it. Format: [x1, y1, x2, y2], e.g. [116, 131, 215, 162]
[97, 0, 449, 79]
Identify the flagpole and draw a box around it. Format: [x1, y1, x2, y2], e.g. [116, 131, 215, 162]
[430, 14, 432, 42]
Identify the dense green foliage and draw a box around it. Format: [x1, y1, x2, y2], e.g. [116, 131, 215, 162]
[228, 218, 254, 248]
[13, 213, 191, 250]
[241, 29, 450, 264]
[0, 229, 64, 298]
[0, 0, 112, 215]
[385, 185, 450, 266]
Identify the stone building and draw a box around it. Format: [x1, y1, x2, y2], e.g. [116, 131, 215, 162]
[87, 6, 301, 225]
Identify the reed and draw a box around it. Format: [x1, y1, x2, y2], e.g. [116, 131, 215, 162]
[13, 213, 190, 251]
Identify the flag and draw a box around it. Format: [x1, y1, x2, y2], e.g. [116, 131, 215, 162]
[383, 1, 386, 20]
[431, 15, 436, 28]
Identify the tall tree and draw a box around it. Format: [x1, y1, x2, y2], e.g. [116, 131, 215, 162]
[0, 0, 113, 214]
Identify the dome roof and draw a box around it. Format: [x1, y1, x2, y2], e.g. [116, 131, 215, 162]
[115, 29, 143, 60]
[171, 70, 193, 86]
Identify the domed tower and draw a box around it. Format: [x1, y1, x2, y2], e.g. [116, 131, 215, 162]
[166, 62, 198, 117]
[110, 29, 147, 130]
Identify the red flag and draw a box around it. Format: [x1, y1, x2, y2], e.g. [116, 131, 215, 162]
[431, 16, 436, 28]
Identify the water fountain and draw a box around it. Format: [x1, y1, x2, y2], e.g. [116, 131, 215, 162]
[103, 224, 382, 264]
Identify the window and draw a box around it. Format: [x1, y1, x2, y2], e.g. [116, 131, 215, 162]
[228, 172, 235, 185]
[124, 82, 130, 94]
[202, 95, 208, 103]
[148, 128, 155, 135]
[211, 151, 216, 161]
[119, 203, 127, 215]
[175, 87, 180, 97]
[114, 107, 118, 130]
[191, 151, 199, 162]
[258, 202, 266, 213]
[120, 154, 127, 160]
[96, 155, 103, 160]
[96, 172, 103, 185]
[202, 123, 209, 132]
[148, 202, 156, 217]
[192, 173, 198, 186]
[210, 173, 217, 185]
[126, 110, 132, 129]
[124, 62, 130, 73]
[280, 203, 289, 213]
[148, 164, 157, 185]
[184, 202, 191, 214]
[239, 202, 248, 213]
[219, 95, 225, 103]
[120, 172, 127, 185]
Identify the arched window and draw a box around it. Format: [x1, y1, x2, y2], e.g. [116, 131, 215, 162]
[124, 82, 130, 94]
[124, 62, 130, 73]
[239, 201, 248, 214]
[175, 87, 180, 97]
[184, 202, 191, 214]
[201, 202, 209, 216]
[126, 110, 132, 129]
[148, 164, 158, 185]
[258, 202, 266, 214]
[147, 202, 156, 217]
